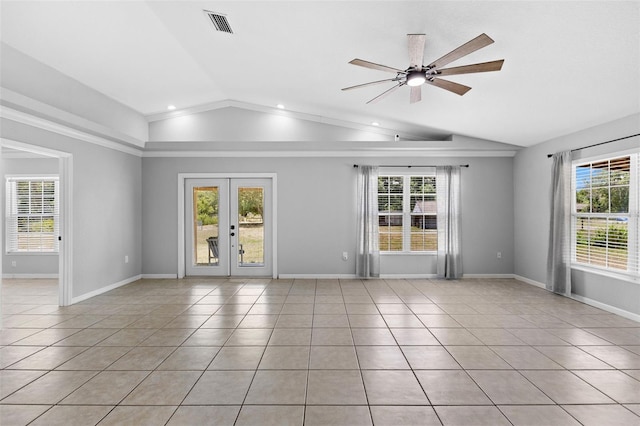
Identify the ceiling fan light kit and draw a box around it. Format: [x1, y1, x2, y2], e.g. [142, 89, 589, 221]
[343, 33, 504, 103]
[406, 71, 426, 86]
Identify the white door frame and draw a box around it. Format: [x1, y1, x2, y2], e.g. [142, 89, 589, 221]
[178, 173, 278, 279]
[0, 139, 73, 306]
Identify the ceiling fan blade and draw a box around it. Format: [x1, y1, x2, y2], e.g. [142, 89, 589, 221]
[408, 34, 426, 69]
[427, 33, 494, 69]
[436, 59, 504, 76]
[367, 83, 403, 104]
[342, 79, 398, 91]
[410, 86, 422, 103]
[349, 58, 404, 74]
[426, 78, 471, 96]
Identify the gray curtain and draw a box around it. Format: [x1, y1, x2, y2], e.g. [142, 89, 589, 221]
[547, 151, 572, 295]
[356, 165, 380, 278]
[436, 166, 462, 279]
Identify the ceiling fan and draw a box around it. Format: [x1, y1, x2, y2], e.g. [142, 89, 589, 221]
[342, 33, 504, 104]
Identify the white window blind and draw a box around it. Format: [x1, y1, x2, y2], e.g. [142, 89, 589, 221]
[378, 174, 437, 252]
[5, 176, 59, 253]
[571, 152, 639, 280]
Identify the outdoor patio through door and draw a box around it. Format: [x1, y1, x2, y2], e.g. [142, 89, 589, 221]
[185, 178, 272, 277]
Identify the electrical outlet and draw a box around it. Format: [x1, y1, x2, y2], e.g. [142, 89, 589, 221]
[11, 260, 17, 267]
[497, 252, 502, 259]
[342, 252, 348, 261]
[125, 255, 129, 264]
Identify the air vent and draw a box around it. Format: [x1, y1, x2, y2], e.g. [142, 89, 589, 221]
[204, 10, 233, 34]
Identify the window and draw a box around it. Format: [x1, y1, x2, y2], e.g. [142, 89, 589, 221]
[572, 153, 639, 278]
[5, 176, 59, 253]
[378, 174, 437, 252]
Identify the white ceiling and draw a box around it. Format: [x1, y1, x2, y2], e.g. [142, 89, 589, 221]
[1, 1, 638, 146]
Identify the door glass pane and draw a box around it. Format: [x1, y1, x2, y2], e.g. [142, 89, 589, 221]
[193, 186, 219, 265]
[237, 187, 264, 266]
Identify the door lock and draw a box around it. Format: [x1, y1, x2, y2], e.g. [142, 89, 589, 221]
[230, 225, 235, 230]
[230, 232, 235, 236]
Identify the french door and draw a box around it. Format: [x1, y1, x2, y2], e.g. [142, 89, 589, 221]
[185, 178, 272, 277]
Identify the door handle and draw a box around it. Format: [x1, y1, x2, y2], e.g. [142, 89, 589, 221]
[230, 225, 235, 230]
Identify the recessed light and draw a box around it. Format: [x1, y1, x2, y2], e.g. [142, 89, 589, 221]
[371, 122, 380, 126]
[276, 104, 285, 109]
[167, 105, 176, 111]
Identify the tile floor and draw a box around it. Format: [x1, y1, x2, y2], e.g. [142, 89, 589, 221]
[1, 277, 640, 425]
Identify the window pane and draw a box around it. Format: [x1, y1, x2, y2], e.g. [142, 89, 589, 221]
[588, 217, 608, 267]
[591, 187, 609, 213]
[16, 181, 29, 196]
[378, 195, 389, 212]
[17, 216, 29, 233]
[410, 176, 422, 192]
[193, 186, 219, 265]
[31, 197, 43, 214]
[410, 214, 437, 251]
[607, 219, 628, 269]
[237, 186, 265, 266]
[591, 161, 609, 186]
[575, 217, 590, 264]
[29, 217, 43, 232]
[30, 181, 43, 196]
[412, 197, 436, 215]
[610, 186, 629, 213]
[610, 157, 630, 185]
[575, 189, 590, 212]
[388, 195, 403, 212]
[379, 215, 403, 251]
[43, 197, 56, 214]
[424, 177, 436, 193]
[410, 195, 421, 211]
[389, 177, 403, 193]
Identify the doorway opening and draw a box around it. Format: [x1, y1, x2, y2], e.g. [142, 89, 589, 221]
[0, 139, 73, 307]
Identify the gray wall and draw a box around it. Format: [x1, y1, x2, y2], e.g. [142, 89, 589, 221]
[142, 155, 514, 277]
[1, 156, 59, 275]
[514, 113, 640, 315]
[1, 119, 142, 299]
[149, 107, 393, 142]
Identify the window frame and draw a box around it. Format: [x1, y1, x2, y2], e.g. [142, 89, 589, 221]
[378, 171, 437, 254]
[5, 175, 60, 254]
[570, 151, 639, 282]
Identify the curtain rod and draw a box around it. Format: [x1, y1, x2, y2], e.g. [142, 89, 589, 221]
[353, 164, 469, 168]
[546, 133, 640, 158]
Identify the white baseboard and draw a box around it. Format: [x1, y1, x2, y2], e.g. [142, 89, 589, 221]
[514, 275, 547, 289]
[2, 273, 58, 279]
[570, 294, 640, 323]
[278, 274, 357, 279]
[141, 274, 178, 279]
[278, 273, 516, 280]
[71, 274, 142, 304]
[380, 274, 438, 279]
[463, 274, 516, 279]
[514, 275, 639, 323]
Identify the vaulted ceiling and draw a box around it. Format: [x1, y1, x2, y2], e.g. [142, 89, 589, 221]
[1, 1, 638, 146]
